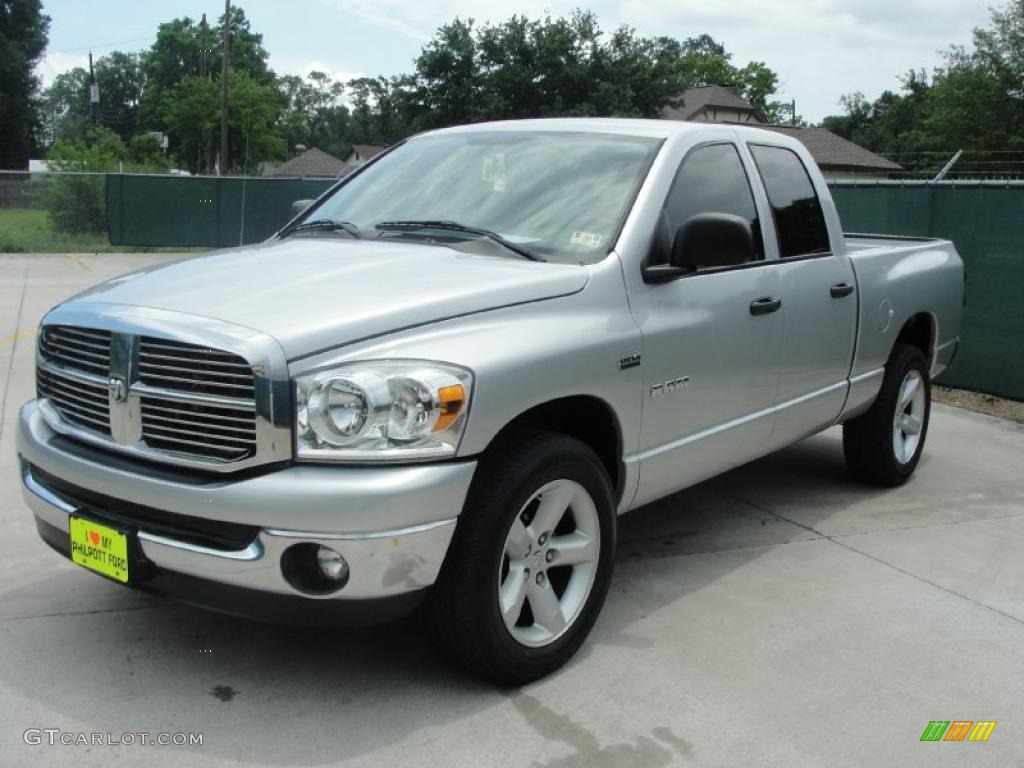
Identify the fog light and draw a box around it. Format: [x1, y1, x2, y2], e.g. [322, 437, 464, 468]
[316, 546, 349, 582]
[281, 542, 350, 594]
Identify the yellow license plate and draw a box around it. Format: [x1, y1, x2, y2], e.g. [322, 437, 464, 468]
[69, 516, 129, 583]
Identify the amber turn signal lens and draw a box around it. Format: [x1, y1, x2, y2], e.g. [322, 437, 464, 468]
[434, 384, 465, 431]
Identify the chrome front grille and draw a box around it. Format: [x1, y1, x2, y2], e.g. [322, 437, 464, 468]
[36, 365, 112, 435]
[34, 308, 290, 472]
[39, 325, 111, 376]
[137, 337, 257, 460]
[139, 337, 255, 398]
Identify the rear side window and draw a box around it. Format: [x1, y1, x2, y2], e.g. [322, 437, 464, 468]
[662, 143, 764, 262]
[749, 145, 830, 258]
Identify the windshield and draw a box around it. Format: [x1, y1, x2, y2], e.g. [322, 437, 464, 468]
[301, 130, 661, 263]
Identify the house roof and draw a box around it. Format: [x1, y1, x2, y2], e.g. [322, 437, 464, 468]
[344, 144, 386, 162]
[758, 125, 903, 172]
[264, 147, 349, 178]
[662, 85, 765, 122]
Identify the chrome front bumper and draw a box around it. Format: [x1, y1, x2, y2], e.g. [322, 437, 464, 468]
[17, 400, 476, 609]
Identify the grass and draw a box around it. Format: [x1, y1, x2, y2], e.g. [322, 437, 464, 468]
[0, 208, 203, 254]
[0, 208, 111, 253]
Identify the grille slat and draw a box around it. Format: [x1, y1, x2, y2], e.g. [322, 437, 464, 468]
[43, 337, 110, 355]
[142, 411, 256, 436]
[138, 371, 255, 391]
[141, 421, 255, 447]
[47, 400, 110, 430]
[42, 381, 106, 410]
[135, 351, 254, 370]
[141, 400, 255, 425]
[135, 431, 253, 455]
[49, 327, 110, 342]
[139, 361, 253, 379]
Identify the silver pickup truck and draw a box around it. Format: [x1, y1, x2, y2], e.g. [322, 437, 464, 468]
[17, 119, 964, 683]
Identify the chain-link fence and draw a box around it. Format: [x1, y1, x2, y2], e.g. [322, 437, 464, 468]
[0, 170, 114, 252]
[0, 169, 336, 253]
[878, 151, 1024, 181]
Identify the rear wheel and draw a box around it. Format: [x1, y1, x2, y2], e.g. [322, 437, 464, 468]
[426, 429, 616, 684]
[843, 343, 931, 486]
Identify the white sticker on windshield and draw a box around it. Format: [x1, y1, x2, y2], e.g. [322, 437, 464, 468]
[482, 153, 506, 192]
[570, 231, 603, 248]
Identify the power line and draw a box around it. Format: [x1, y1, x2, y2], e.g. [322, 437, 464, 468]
[48, 36, 154, 55]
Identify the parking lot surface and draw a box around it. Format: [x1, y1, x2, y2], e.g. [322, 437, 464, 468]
[1, 253, 1022, 767]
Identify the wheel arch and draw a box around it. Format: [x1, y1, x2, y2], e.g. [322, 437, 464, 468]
[893, 312, 936, 368]
[480, 395, 625, 505]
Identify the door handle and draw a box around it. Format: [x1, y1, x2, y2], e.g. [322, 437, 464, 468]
[749, 296, 782, 316]
[830, 282, 855, 298]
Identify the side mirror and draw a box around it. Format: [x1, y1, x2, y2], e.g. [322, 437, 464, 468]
[672, 213, 754, 270]
[291, 199, 314, 217]
[644, 213, 755, 283]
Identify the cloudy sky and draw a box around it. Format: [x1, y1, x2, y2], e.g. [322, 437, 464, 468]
[38, 0, 994, 121]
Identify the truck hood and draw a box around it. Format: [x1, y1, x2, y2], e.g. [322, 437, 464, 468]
[66, 238, 590, 359]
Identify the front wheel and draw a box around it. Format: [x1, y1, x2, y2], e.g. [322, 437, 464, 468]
[425, 429, 616, 684]
[843, 343, 931, 486]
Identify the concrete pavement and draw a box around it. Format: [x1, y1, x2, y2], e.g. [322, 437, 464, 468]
[1, 253, 1022, 767]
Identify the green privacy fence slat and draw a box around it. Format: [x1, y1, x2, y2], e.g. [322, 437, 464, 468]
[831, 184, 1024, 400]
[106, 176, 1024, 399]
[106, 174, 335, 248]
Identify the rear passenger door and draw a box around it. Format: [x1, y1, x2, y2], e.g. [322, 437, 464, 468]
[747, 144, 857, 446]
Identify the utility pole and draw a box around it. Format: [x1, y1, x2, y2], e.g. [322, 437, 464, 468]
[791, 99, 797, 127]
[219, 0, 230, 175]
[200, 14, 208, 78]
[88, 51, 98, 126]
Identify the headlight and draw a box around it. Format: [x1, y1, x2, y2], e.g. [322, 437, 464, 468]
[295, 361, 472, 462]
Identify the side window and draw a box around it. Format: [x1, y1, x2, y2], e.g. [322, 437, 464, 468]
[661, 143, 764, 264]
[749, 145, 830, 258]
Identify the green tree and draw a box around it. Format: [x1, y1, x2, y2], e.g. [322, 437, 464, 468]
[127, 132, 170, 170]
[163, 75, 219, 173]
[822, 1, 1024, 175]
[926, 1, 1024, 153]
[39, 67, 90, 145]
[412, 18, 481, 128]
[679, 34, 735, 86]
[0, 0, 50, 168]
[348, 75, 411, 145]
[45, 126, 125, 234]
[165, 70, 284, 174]
[227, 70, 285, 173]
[404, 14, 781, 132]
[40, 52, 145, 147]
[138, 17, 203, 131]
[93, 51, 144, 142]
[277, 71, 351, 157]
[139, 6, 271, 138]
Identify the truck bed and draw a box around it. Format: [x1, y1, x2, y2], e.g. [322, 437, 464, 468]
[843, 232, 945, 254]
[841, 231, 963, 389]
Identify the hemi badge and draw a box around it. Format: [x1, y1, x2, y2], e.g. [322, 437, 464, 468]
[619, 354, 642, 370]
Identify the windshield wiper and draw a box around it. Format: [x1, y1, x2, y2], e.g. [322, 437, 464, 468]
[286, 219, 361, 239]
[374, 220, 545, 262]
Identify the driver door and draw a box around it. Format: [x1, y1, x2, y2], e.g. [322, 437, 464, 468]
[631, 142, 783, 507]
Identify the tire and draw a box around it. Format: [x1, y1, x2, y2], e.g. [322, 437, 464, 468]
[843, 343, 931, 487]
[425, 428, 617, 685]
